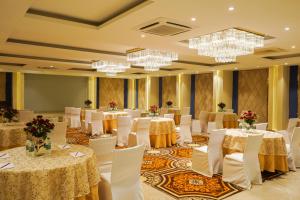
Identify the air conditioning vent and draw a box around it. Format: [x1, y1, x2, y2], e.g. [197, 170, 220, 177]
[139, 18, 192, 36]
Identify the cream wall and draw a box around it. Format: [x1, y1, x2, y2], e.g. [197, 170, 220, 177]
[0, 72, 5, 101]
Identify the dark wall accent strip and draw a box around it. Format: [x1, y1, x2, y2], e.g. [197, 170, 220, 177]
[289, 65, 298, 118]
[96, 78, 100, 108]
[263, 53, 300, 60]
[0, 62, 25, 67]
[124, 79, 128, 108]
[159, 77, 163, 107]
[7, 38, 125, 56]
[135, 79, 139, 108]
[27, 0, 148, 27]
[232, 71, 239, 113]
[190, 74, 196, 119]
[5, 72, 13, 108]
[0, 53, 90, 64]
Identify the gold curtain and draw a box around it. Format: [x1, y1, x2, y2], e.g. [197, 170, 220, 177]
[162, 76, 176, 107]
[138, 78, 146, 109]
[99, 78, 124, 108]
[195, 73, 213, 119]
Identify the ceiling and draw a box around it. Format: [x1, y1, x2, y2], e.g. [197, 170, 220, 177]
[0, 0, 300, 78]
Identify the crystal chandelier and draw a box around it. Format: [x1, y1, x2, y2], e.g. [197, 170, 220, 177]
[127, 49, 178, 71]
[91, 61, 130, 76]
[189, 28, 264, 63]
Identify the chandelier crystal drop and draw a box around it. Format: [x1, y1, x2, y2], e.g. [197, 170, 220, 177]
[127, 49, 178, 71]
[188, 28, 264, 63]
[91, 60, 130, 76]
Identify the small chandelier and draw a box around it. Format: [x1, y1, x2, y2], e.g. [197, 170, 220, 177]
[189, 28, 264, 63]
[127, 49, 178, 71]
[91, 61, 130, 76]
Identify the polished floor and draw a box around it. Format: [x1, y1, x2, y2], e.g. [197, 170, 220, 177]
[143, 169, 300, 200]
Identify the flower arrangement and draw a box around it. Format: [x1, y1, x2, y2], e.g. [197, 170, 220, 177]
[108, 101, 118, 111]
[166, 100, 173, 107]
[217, 102, 226, 112]
[239, 110, 257, 130]
[24, 115, 55, 156]
[149, 105, 159, 116]
[84, 99, 92, 108]
[0, 107, 18, 122]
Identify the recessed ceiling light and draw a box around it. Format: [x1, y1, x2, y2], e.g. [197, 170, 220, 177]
[284, 27, 290, 31]
[284, 62, 288, 65]
[291, 45, 296, 49]
[234, 67, 238, 70]
[191, 17, 196, 21]
[256, 66, 260, 68]
[50, 65, 54, 68]
[141, 34, 145, 38]
[228, 6, 235, 11]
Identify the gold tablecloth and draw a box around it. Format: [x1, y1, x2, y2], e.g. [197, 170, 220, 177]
[167, 108, 181, 125]
[103, 111, 128, 133]
[132, 117, 176, 148]
[223, 129, 289, 172]
[208, 112, 238, 128]
[0, 124, 26, 151]
[0, 145, 100, 200]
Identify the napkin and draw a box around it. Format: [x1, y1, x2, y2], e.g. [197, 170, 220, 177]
[0, 162, 15, 170]
[58, 144, 71, 149]
[70, 152, 85, 158]
[0, 153, 10, 159]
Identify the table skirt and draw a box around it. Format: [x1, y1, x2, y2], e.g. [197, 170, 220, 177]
[76, 185, 99, 200]
[150, 133, 177, 148]
[103, 119, 117, 133]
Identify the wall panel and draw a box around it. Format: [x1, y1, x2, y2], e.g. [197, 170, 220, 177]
[238, 69, 268, 122]
[162, 76, 176, 107]
[99, 78, 124, 108]
[195, 73, 213, 119]
[138, 78, 146, 109]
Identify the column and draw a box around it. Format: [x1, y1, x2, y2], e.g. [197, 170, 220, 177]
[87, 77, 96, 109]
[128, 78, 136, 109]
[12, 72, 24, 110]
[177, 74, 191, 110]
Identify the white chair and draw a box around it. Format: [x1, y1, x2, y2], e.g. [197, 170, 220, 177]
[176, 115, 192, 145]
[82, 109, 96, 131]
[164, 113, 174, 119]
[18, 110, 34, 122]
[225, 109, 234, 113]
[64, 107, 73, 125]
[128, 118, 151, 149]
[69, 107, 81, 128]
[182, 107, 190, 115]
[199, 111, 208, 133]
[207, 112, 224, 133]
[88, 112, 104, 135]
[285, 127, 300, 170]
[192, 129, 226, 177]
[99, 145, 145, 200]
[130, 110, 141, 119]
[51, 121, 67, 144]
[192, 119, 201, 135]
[89, 136, 117, 172]
[277, 118, 299, 145]
[160, 107, 168, 117]
[116, 116, 132, 147]
[255, 123, 268, 130]
[222, 134, 264, 190]
[98, 106, 107, 112]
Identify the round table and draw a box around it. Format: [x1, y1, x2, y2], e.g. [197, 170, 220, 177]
[0, 123, 26, 150]
[132, 117, 176, 148]
[223, 129, 289, 172]
[103, 111, 128, 133]
[208, 112, 238, 128]
[167, 108, 181, 125]
[0, 145, 100, 200]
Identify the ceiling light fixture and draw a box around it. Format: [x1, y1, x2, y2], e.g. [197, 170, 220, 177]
[228, 6, 235, 11]
[91, 61, 130, 76]
[127, 49, 178, 71]
[189, 28, 264, 63]
[284, 27, 290, 31]
[191, 17, 196, 21]
[141, 34, 146, 38]
[292, 45, 296, 49]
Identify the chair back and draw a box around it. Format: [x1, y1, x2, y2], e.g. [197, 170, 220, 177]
[64, 107, 73, 115]
[51, 121, 67, 144]
[255, 123, 268, 130]
[131, 110, 141, 118]
[287, 118, 298, 136]
[89, 136, 116, 164]
[111, 145, 145, 199]
[180, 115, 192, 126]
[291, 127, 300, 167]
[164, 113, 174, 119]
[85, 110, 96, 126]
[98, 106, 107, 112]
[91, 111, 104, 121]
[160, 107, 168, 116]
[137, 118, 151, 130]
[199, 111, 209, 133]
[179, 115, 192, 143]
[244, 134, 263, 183]
[208, 129, 226, 152]
[71, 107, 81, 115]
[136, 118, 151, 148]
[116, 116, 132, 146]
[215, 112, 224, 129]
[18, 110, 34, 122]
[182, 107, 190, 115]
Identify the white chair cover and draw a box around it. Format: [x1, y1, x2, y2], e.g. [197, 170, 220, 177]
[18, 110, 34, 122]
[64, 107, 73, 125]
[131, 110, 141, 119]
[50, 122, 67, 144]
[135, 118, 151, 149]
[255, 123, 268, 130]
[199, 111, 208, 133]
[116, 116, 132, 147]
[177, 115, 192, 144]
[291, 127, 300, 168]
[192, 129, 225, 177]
[69, 107, 81, 128]
[89, 112, 104, 135]
[222, 134, 263, 189]
[84, 110, 96, 130]
[191, 119, 201, 135]
[160, 107, 168, 117]
[182, 107, 190, 115]
[164, 113, 174, 119]
[99, 145, 145, 200]
[277, 118, 299, 145]
[89, 136, 116, 167]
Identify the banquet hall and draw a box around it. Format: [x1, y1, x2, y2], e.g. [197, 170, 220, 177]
[1, 0, 300, 199]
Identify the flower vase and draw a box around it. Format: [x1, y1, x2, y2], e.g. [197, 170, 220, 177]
[26, 135, 51, 157]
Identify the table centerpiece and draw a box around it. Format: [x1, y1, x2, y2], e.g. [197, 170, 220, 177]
[84, 99, 92, 108]
[24, 115, 55, 156]
[166, 100, 173, 108]
[108, 101, 118, 111]
[239, 110, 257, 132]
[149, 105, 159, 117]
[0, 107, 18, 123]
[217, 102, 226, 112]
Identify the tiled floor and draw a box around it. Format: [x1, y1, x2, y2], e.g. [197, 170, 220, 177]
[143, 169, 300, 200]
